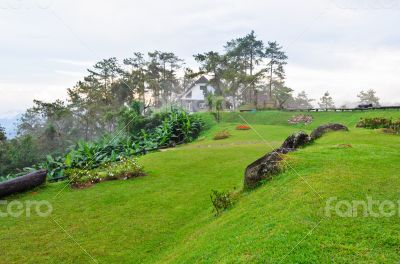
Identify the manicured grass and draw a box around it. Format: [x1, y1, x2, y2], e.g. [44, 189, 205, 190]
[1, 110, 400, 263]
[222, 109, 400, 129]
[162, 129, 400, 263]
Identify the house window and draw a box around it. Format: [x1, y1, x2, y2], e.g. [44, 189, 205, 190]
[200, 85, 207, 96]
[186, 91, 192, 98]
[199, 102, 206, 109]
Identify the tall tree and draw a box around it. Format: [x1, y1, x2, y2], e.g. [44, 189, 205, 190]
[222, 58, 246, 109]
[18, 99, 74, 153]
[272, 81, 293, 109]
[265, 41, 288, 100]
[194, 51, 226, 95]
[357, 89, 380, 106]
[87, 57, 120, 92]
[180, 68, 199, 94]
[294, 91, 314, 109]
[0, 125, 6, 141]
[123, 52, 147, 104]
[148, 51, 182, 106]
[318, 91, 335, 109]
[225, 31, 264, 104]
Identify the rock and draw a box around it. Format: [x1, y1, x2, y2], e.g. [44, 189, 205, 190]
[280, 131, 310, 150]
[244, 123, 349, 189]
[310, 123, 348, 140]
[244, 149, 285, 188]
[244, 132, 310, 189]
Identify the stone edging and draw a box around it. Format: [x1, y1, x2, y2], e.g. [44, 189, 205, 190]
[244, 123, 348, 189]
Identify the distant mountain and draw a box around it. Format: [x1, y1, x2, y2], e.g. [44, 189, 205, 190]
[0, 115, 20, 139]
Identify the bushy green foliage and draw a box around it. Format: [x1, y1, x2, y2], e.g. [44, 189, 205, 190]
[357, 117, 400, 133]
[210, 190, 233, 215]
[65, 157, 144, 186]
[4, 112, 400, 263]
[42, 108, 204, 179]
[0, 135, 40, 177]
[0, 125, 6, 141]
[118, 102, 170, 135]
[0, 168, 37, 183]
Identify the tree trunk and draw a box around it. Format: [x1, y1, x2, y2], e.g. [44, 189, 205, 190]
[0, 170, 47, 198]
[269, 63, 273, 98]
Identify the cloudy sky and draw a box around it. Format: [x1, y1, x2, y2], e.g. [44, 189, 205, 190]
[1, 0, 400, 118]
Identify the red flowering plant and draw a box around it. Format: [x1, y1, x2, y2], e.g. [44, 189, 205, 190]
[236, 124, 251, 130]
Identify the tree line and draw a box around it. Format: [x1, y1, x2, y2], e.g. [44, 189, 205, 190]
[6, 31, 296, 161]
[0, 30, 382, 177]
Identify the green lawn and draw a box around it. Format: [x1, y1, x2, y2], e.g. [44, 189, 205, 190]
[1, 110, 400, 263]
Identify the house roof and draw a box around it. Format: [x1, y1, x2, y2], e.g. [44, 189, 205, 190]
[179, 76, 209, 99]
[194, 76, 209, 85]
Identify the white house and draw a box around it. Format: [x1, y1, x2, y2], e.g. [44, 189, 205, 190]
[179, 76, 215, 112]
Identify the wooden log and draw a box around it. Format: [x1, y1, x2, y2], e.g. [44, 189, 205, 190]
[0, 170, 47, 198]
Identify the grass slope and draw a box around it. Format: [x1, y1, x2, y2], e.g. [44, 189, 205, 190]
[1, 110, 400, 263]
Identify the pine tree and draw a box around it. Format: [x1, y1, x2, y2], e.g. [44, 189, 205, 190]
[357, 89, 380, 106]
[265, 41, 288, 100]
[318, 91, 335, 109]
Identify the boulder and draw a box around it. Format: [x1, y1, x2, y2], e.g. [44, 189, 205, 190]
[244, 132, 310, 189]
[280, 131, 310, 150]
[310, 123, 348, 140]
[244, 123, 349, 189]
[244, 149, 285, 188]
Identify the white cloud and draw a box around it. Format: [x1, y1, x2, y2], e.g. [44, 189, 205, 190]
[0, 0, 400, 116]
[54, 70, 86, 77]
[0, 82, 68, 115]
[286, 47, 400, 106]
[49, 59, 94, 67]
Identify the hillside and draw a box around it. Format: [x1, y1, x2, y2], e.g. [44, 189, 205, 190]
[1, 110, 400, 263]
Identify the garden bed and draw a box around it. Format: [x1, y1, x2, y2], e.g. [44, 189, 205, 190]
[65, 158, 145, 189]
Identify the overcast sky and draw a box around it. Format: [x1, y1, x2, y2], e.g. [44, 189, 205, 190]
[1, 0, 400, 118]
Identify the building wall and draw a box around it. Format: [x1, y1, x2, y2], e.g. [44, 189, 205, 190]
[180, 83, 214, 112]
[183, 83, 213, 101]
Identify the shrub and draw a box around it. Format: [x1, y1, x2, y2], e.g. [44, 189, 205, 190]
[42, 108, 204, 179]
[210, 190, 233, 215]
[65, 157, 144, 187]
[0, 168, 36, 183]
[236, 124, 251, 130]
[213, 130, 231, 140]
[357, 117, 400, 133]
[356, 117, 392, 129]
[392, 120, 400, 132]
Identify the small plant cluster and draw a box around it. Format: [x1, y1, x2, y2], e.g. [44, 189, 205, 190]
[64, 157, 144, 188]
[0, 168, 37, 183]
[210, 189, 235, 215]
[213, 130, 231, 140]
[236, 124, 251, 130]
[41, 109, 204, 179]
[288, 114, 313, 125]
[357, 117, 400, 133]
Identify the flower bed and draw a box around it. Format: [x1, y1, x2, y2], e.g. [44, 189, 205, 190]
[65, 157, 145, 188]
[213, 130, 231, 140]
[288, 114, 313, 125]
[236, 125, 251, 130]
